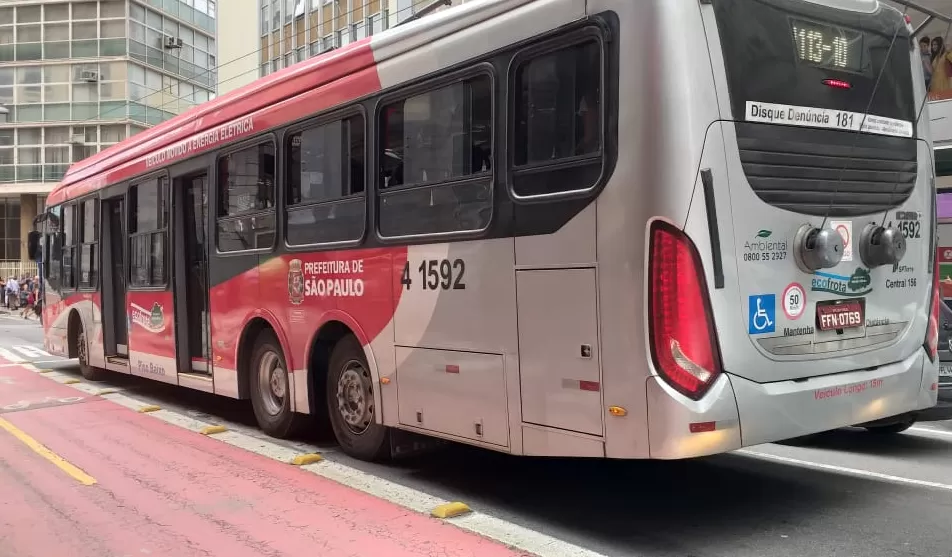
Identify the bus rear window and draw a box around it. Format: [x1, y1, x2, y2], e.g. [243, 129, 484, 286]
[711, 0, 916, 134]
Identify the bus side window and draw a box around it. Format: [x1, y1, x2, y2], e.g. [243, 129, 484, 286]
[79, 198, 99, 289]
[512, 38, 603, 197]
[377, 74, 494, 237]
[129, 177, 169, 287]
[61, 204, 76, 289]
[46, 207, 62, 286]
[216, 142, 276, 252]
[285, 113, 366, 246]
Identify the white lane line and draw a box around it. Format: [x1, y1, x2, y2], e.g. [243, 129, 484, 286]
[737, 449, 952, 492]
[910, 426, 952, 438]
[0, 347, 25, 363]
[11, 345, 52, 358]
[22, 368, 615, 557]
[11, 344, 53, 358]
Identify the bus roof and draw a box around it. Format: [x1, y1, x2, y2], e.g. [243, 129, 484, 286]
[46, 0, 538, 207]
[49, 37, 376, 204]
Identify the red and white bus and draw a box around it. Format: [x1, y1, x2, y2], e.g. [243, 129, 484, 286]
[34, 0, 942, 461]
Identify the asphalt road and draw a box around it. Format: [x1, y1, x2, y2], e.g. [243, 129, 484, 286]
[1, 313, 951, 557]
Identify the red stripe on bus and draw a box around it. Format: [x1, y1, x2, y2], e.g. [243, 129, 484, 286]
[48, 40, 379, 206]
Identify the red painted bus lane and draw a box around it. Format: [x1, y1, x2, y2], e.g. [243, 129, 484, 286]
[0, 366, 90, 415]
[0, 365, 528, 557]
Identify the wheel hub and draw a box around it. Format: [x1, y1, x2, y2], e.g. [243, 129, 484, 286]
[257, 350, 287, 417]
[336, 361, 373, 435]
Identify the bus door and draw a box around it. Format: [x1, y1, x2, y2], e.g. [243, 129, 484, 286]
[172, 173, 211, 380]
[101, 195, 127, 357]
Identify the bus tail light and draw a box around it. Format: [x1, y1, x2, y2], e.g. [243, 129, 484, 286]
[648, 221, 722, 400]
[925, 256, 940, 362]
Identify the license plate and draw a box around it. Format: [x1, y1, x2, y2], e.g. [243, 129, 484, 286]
[815, 299, 864, 331]
[940, 365, 952, 377]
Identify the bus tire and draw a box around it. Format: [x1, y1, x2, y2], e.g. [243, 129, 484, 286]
[249, 330, 305, 439]
[326, 335, 390, 462]
[864, 419, 915, 435]
[76, 328, 107, 381]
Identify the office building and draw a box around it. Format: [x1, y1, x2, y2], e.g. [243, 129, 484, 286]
[217, 0, 468, 95]
[0, 0, 217, 271]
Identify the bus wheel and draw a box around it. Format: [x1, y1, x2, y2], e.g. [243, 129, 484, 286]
[326, 335, 390, 461]
[864, 419, 915, 435]
[76, 329, 107, 381]
[249, 331, 304, 439]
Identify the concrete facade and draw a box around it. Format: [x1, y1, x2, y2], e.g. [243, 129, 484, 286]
[217, 0, 471, 95]
[0, 0, 217, 263]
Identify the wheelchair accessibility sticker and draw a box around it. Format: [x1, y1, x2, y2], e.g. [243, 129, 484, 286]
[748, 294, 776, 335]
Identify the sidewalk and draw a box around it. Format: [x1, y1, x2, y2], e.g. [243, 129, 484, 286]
[0, 361, 531, 557]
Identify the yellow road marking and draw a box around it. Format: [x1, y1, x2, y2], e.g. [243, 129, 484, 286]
[431, 501, 471, 519]
[290, 453, 323, 465]
[200, 425, 227, 435]
[0, 417, 97, 486]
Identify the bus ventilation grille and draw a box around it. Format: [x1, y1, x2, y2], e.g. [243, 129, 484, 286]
[735, 122, 918, 217]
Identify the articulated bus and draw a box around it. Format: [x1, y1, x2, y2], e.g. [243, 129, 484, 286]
[33, 0, 942, 461]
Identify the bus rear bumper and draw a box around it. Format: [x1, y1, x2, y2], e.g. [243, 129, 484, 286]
[646, 348, 936, 459]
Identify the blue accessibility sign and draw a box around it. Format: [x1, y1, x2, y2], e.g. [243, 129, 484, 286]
[748, 294, 776, 335]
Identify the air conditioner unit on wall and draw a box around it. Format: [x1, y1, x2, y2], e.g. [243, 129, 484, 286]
[163, 36, 183, 49]
[80, 70, 99, 82]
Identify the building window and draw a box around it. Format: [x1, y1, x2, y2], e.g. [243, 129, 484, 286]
[286, 113, 365, 245]
[377, 74, 493, 237]
[79, 198, 98, 288]
[129, 176, 168, 287]
[216, 142, 275, 252]
[0, 197, 20, 260]
[512, 38, 603, 197]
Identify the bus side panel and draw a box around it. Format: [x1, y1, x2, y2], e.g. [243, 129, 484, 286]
[589, 0, 726, 458]
[41, 289, 70, 357]
[127, 290, 178, 384]
[223, 248, 405, 412]
[208, 267, 255, 390]
[84, 293, 105, 370]
[391, 239, 518, 451]
[371, 0, 592, 454]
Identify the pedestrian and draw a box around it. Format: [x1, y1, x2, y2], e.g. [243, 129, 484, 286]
[5, 276, 17, 310]
[20, 284, 33, 319]
[921, 36, 933, 90]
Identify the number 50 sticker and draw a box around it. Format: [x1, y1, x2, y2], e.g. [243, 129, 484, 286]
[783, 282, 806, 320]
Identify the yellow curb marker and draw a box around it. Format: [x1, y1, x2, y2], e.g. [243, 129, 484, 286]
[290, 453, 323, 465]
[95, 389, 118, 396]
[200, 425, 227, 435]
[37, 369, 53, 374]
[0, 417, 97, 486]
[138, 405, 161, 413]
[62, 378, 81, 385]
[430, 502, 471, 519]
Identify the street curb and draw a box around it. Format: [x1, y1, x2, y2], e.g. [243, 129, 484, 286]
[15, 361, 613, 557]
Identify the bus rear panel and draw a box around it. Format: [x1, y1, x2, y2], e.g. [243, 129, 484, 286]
[639, 0, 938, 457]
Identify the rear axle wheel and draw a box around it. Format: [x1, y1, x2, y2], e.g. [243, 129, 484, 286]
[326, 335, 390, 461]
